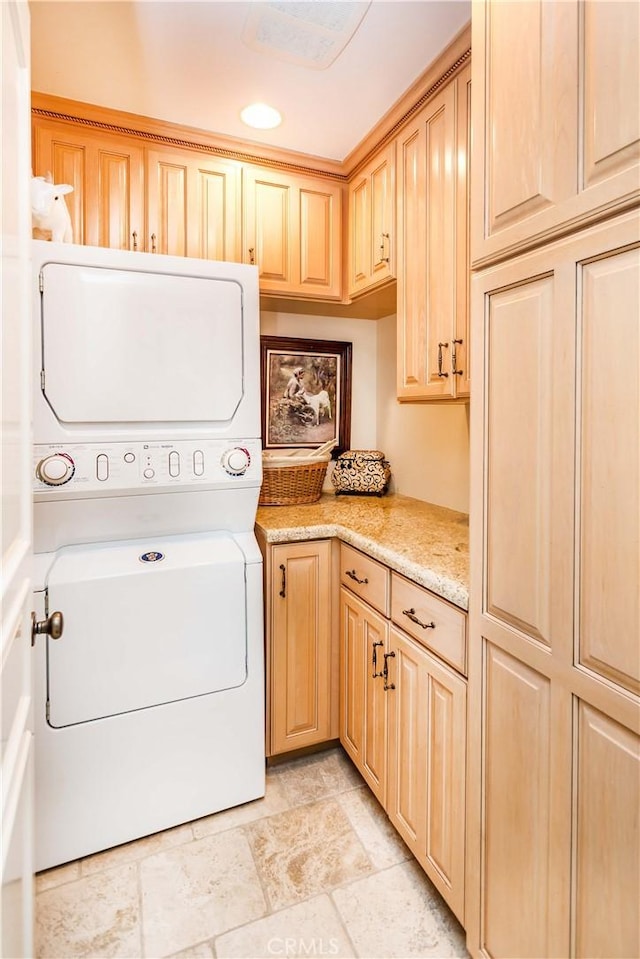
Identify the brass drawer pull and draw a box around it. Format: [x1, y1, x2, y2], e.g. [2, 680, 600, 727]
[372, 640, 384, 678]
[279, 563, 286, 598]
[402, 607, 435, 630]
[452, 338, 463, 376]
[383, 650, 396, 691]
[346, 569, 369, 585]
[437, 341, 449, 378]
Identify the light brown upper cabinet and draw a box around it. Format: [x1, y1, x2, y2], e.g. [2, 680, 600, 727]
[396, 63, 471, 401]
[243, 166, 343, 301]
[33, 117, 144, 251]
[471, 0, 640, 266]
[146, 147, 241, 261]
[347, 142, 396, 298]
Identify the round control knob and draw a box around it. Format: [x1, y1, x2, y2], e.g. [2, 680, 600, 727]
[36, 452, 75, 486]
[221, 447, 251, 476]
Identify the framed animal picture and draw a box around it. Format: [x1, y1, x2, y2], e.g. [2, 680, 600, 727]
[260, 336, 352, 454]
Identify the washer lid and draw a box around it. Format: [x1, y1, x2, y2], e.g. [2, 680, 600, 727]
[40, 263, 244, 425]
[46, 532, 248, 727]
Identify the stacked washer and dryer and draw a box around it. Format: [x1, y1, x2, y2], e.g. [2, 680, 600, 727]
[31, 241, 265, 871]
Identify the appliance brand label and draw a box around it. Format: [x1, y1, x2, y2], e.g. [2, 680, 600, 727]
[139, 551, 165, 563]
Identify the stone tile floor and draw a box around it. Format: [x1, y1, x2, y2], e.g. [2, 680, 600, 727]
[35, 747, 469, 959]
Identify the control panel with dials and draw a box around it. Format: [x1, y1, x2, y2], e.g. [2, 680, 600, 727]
[33, 439, 262, 495]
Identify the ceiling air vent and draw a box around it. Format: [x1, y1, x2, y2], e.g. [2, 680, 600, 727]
[242, 1, 371, 70]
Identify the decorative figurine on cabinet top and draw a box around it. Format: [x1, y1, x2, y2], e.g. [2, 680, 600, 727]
[31, 173, 74, 243]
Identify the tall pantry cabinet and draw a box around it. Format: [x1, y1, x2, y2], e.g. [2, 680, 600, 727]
[467, 2, 640, 958]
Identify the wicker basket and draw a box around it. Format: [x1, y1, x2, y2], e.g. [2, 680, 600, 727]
[259, 459, 328, 506]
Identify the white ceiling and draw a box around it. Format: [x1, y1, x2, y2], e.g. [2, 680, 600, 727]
[30, 0, 471, 161]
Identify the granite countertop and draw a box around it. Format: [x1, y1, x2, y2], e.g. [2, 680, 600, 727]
[256, 492, 469, 610]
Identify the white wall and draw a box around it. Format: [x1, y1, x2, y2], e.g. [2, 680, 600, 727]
[261, 309, 470, 514]
[376, 314, 470, 513]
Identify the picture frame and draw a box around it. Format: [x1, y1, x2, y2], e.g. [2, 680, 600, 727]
[260, 335, 352, 455]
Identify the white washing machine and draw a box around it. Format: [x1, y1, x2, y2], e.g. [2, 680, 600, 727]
[31, 241, 265, 872]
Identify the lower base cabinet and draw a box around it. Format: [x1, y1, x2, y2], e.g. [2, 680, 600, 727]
[338, 543, 467, 924]
[262, 533, 468, 924]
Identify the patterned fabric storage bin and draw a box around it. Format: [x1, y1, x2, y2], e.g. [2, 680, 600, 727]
[331, 450, 391, 496]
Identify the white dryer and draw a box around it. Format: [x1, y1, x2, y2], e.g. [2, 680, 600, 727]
[31, 241, 265, 871]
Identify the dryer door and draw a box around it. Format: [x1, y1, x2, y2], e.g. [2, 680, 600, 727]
[45, 532, 248, 727]
[39, 262, 244, 425]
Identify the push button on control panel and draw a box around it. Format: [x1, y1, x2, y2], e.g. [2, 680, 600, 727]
[143, 468, 155, 479]
[123, 452, 135, 464]
[96, 454, 109, 481]
[169, 451, 180, 477]
[193, 450, 204, 476]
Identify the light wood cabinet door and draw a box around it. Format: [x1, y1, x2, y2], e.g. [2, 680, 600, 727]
[146, 148, 241, 261]
[396, 65, 470, 401]
[269, 541, 334, 755]
[467, 211, 640, 958]
[32, 117, 144, 250]
[243, 166, 342, 300]
[471, 0, 640, 267]
[347, 142, 395, 297]
[387, 626, 466, 924]
[339, 587, 388, 806]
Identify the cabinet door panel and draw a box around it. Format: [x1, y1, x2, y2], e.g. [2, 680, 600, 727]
[397, 126, 426, 394]
[485, 276, 560, 645]
[349, 175, 369, 289]
[244, 168, 341, 299]
[300, 188, 333, 290]
[582, 1, 640, 191]
[574, 702, 640, 959]
[396, 73, 467, 401]
[370, 150, 394, 281]
[340, 590, 364, 762]
[472, 0, 639, 265]
[347, 144, 395, 298]
[424, 84, 456, 395]
[147, 153, 188, 257]
[387, 634, 424, 846]
[484, 0, 576, 236]
[254, 179, 290, 282]
[387, 627, 466, 922]
[482, 643, 552, 959]
[188, 159, 241, 262]
[97, 143, 144, 251]
[33, 119, 144, 251]
[33, 124, 87, 245]
[455, 64, 472, 397]
[577, 246, 640, 694]
[339, 588, 387, 805]
[424, 660, 466, 919]
[468, 214, 639, 959]
[271, 541, 332, 754]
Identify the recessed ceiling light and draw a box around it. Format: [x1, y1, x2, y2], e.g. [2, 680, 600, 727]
[240, 103, 282, 130]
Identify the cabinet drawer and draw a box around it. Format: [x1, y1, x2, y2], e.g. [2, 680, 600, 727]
[340, 543, 390, 617]
[391, 572, 467, 675]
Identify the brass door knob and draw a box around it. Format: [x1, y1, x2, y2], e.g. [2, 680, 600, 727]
[31, 610, 64, 646]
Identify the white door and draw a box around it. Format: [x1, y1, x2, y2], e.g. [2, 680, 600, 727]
[39, 263, 245, 425]
[1, 2, 35, 956]
[45, 532, 248, 726]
